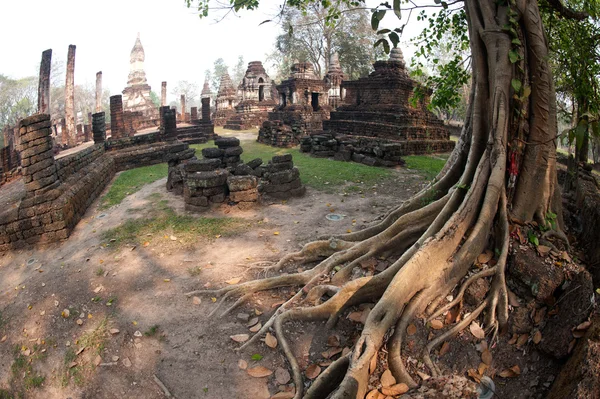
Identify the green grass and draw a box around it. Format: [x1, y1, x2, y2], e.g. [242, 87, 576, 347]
[404, 155, 448, 181]
[192, 141, 393, 192]
[100, 163, 169, 209]
[102, 202, 245, 248]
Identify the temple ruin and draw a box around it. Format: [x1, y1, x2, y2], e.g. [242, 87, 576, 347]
[121, 34, 158, 121]
[214, 72, 238, 126]
[300, 48, 455, 166]
[223, 61, 276, 130]
[257, 62, 332, 147]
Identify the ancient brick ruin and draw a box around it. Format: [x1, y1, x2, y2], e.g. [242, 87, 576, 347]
[223, 62, 277, 130]
[300, 48, 455, 166]
[257, 62, 332, 148]
[175, 97, 216, 145]
[166, 137, 306, 211]
[214, 72, 238, 126]
[122, 34, 159, 120]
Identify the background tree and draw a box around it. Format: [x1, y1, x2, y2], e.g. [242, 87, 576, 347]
[269, 3, 382, 80]
[0, 74, 37, 133]
[211, 58, 229, 93]
[185, 0, 598, 397]
[170, 80, 199, 111]
[232, 55, 246, 86]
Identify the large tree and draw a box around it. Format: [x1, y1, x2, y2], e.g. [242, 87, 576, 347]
[186, 0, 596, 397]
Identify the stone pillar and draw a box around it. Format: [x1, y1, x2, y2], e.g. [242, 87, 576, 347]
[123, 111, 135, 136]
[92, 112, 106, 144]
[95, 71, 102, 112]
[83, 125, 91, 142]
[110, 95, 125, 139]
[161, 108, 177, 140]
[180, 95, 186, 123]
[64, 45, 76, 147]
[59, 118, 66, 146]
[19, 114, 59, 198]
[191, 107, 198, 121]
[201, 97, 211, 122]
[37, 49, 52, 114]
[161, 82, 167, 106]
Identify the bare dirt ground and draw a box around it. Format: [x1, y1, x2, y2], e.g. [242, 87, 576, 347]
[0, 146, 427, 398]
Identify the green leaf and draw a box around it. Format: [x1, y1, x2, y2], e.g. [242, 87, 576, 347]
[509, 50, 519, 64]
[522, 86, 531, 98]
[389, 32, 400, 47]
[528, 231, 539, 246]
[512, 38, 522, 45]
[393, 0, 401, 19]
[371, 12, 380, 30]
[511, 79, 522, 93]
[575, 119, 588, 150]
[377, 29, 391, 34]
[251, 353, 263, 361]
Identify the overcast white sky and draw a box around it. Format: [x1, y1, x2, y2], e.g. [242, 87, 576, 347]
[0, 0, 425, 105]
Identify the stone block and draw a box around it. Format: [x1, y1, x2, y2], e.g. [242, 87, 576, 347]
[227, 175, 258, 192]
[246, 158, 263, 169]
[186, 170, 229, 188]
[185, 158, 221, 172]
[209, 194, 225, 203]
[215, 137, 240, 148]
[268, 161, 293, 172]
[202, 186, 226, 196]
[272, 153, 293, 163]
[268, 167, 300, 185]
[224, 146, 243, 156]
[230, 189, 259, 202]
[234, 164, 254, 176]
[202, 147, 224, 158]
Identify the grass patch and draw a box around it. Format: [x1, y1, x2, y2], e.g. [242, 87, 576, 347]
[404, 155, 448, 181]
[102, 204, 245, 248]
[144, 325, 160, 337]
[191, 141, 393, 192]
[10, 345, 45, 393]
[100, 163, 168, 209]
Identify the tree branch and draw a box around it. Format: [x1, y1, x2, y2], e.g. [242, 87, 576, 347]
[545, 0, 589, 20]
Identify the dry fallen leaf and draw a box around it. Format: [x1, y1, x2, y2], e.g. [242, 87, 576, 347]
[249, 322, 262, 333]
[533, 330, 542, 344]
[247, 317, 259, 327]
[275, 367, 291, 384]
[0, 335, 6, 343]
[347, 311, 363, 323]
[477, 250, 493, 264]
[238, 359, 248, 370]
[407, 324, 417, 336]
[93, 355, 102, 366]
[498, 365, 521, 378]
[192, 296, 202, 305]
[265, 333, 278, 348]
[478, 362, 488, 375]
[507, 290, 520, 307]
[575, 320, 592, 331]
[68, 361, 78, 368]
[467, 368, 482, 383]
[366, 389, 381, 399]
[230, 334, 250, 343]
[122, 357, 132, 368]
[61, 309, 70, 318]
[382, 383, 409, 396]
[430, 320, 444, 330]
[322, 347, 343, 359]
[247, 366, 273, 378]
[327, 335, 340, 347]
[508, 333, 518, 345]
[305, 364, 321, 379]
[469, 322, 485, 339]
[380, 369, 396, 388]
[109, 328, 120, 335]
[226, 277, 242, 285]
[481, 349, 492, 365]
[439, 341, 450, 356]
[417, 371, 431, 381]
[516, 334, 529, 348]
[537, 245, 551, 254]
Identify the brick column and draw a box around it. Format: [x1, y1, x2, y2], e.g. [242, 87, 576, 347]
[95, 71, 103, 112]
[37, 49, 52, 114]
[161, 108, 177, 141]
[191, 107, 198, 121]
[64, 45, 76, 147]
[180, 95, 186, 123]
[201, 97, 211, 122]
[110, 95, 125, 139]
[92, 112, 106, 144]
[123, 111, 134, 136]
[76, 124, 83, 143]
[161, 82, 167, 106]
[19, 114, 59, 198]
